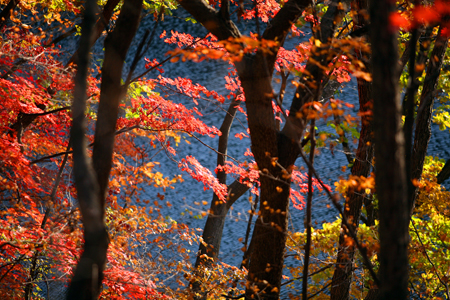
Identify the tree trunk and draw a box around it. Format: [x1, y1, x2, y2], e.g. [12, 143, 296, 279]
[240, 51, 293, 299]
[330, 1, 373, 299]
[195, 98, 242, 267]
[409, 24, 449, 215]
[370, 1, 409, 299]
[67, 0, 142, 299]
[67, 0, 105, 298]
[177, 0, 348, 298]
[67, 0, 121, 66]
[191, 98, 249, 299]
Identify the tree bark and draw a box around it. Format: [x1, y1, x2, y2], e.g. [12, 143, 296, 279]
[241, 51, 292, 299]
[178, 0, 352, 297]
[66, 0, 104, 298]
[330, 79, 373, 300]
[330, 1, 374, 299]
[194, 98, 242, 268]
[67, 0, 121, 66]
[409, 24, 449, 215]
[437, 158, 450, 184]
[191, 98, 249, 299]
[370, 1, 409, 299]
[245, 1, 349, 298]
[330, 8, 373, 300]
[92, 0, 143, 211]
[67, 0, 143, 299]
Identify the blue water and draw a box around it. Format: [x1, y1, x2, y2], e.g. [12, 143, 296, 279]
[59, 7, 450, 297]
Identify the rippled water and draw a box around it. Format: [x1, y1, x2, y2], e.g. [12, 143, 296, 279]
[63, 7, 450, 295]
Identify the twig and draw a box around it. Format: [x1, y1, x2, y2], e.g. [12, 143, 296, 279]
[124, 9, 162, 88]
[130, 35, 207, 83]
[298, 147, 380, 286]
[302, 118, 316, 300]
[281, 265, 331, 287]
[307, 280, 332, 299]
[411, 219, 450, 299]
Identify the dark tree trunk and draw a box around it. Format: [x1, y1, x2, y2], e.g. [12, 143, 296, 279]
[330, 1, 373, 299]
[195, 98, 242, 267]
[330, 76, 373, 300]
[67, 0, 121, 66]
[191, 98, 249, 299]
[241, 52, 292, 299]
[92, 0, 143, 211]
[370, 1, 409, 299]
[177, 0, 350, 298]
[437, 158, 450, 184]
[67, 0, 142, 299]
[409, 24, 449, 215]
[66, 1, 104, 298]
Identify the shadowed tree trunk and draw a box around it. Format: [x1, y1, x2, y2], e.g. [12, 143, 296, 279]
[409, 23, 449, 215]
[190, 98, 249, 299]
[67, 0, 143, 299]
[194, 98, 244, 268]
[330, 3, 374, 298]
[362, 15, 448, 300]
[437, 158, 450, 184]
[67, 0, 121, 66]
[178, 0, 350, 297]
[370, 0, 409, 299]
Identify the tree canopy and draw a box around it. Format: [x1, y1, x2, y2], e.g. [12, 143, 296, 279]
[1, 0, 450, 299]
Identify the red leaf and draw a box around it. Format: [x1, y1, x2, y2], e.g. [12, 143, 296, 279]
[413, 6, 441, 25]
[389, 12, 412, 30]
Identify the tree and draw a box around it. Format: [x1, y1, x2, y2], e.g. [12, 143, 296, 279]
[2, 0, 450, 299]
[0, 0, 214, 298]
[68, 0, 143, 298]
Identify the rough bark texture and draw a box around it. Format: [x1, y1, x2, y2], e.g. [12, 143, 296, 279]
[330, 2, 373, 296]
[67, 0, 142, 299]
[370, 1, 409, 299]
[177, 1, 310, 298]
[245, 1, 349, 298]
[241, 51, 292, 299]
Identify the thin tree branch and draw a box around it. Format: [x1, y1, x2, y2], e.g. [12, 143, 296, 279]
[302, 119, 316, 300]
[411, 219, 450, 299]
[297, 147, 380, 286]
[130, 35, 207, 83]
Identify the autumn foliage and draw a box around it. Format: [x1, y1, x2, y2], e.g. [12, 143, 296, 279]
[1, 0, 450, 299]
